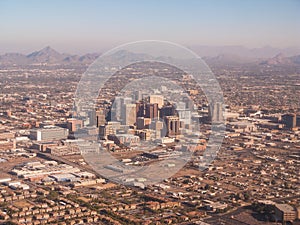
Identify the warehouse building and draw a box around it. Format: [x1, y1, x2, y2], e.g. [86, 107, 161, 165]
[30, 125, 68, 141]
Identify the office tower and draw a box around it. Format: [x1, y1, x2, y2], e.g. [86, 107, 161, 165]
[149, 120, 164, 138]
[177, 109, 191, 126]
[149, 95, 164, 108]
[99, 121, 120, 139]
[111, 96, 122, 121]
[133, 90, 143, 101]
[88, 110, 96, 126]
[136, 117, 151, 129]
[182, 96, 194, 110]
[176, 100, 191, 126]
[88, 109, 106, 127]
[165, 116, 180, 137]
[121, 104, 136, 125]
[208, 102, 224, 123]
[121, 97, 132, 105]
[136, 102, 145, 117]
[145, 103, 159, 119]
[160, 105, 176, 119]
[111, 97, 131, 121]
[96, 109, 106, 127]
[111, 97, 133, 122]
[67, 118, 83, 132]
[150, 120, 164, 131]
[136, 102, 159, 119]
[282, 113, 297, 128]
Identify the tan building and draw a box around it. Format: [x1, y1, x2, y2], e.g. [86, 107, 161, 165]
[275, 204, 296, 223]
[67, 118, 83, 132]
[122, 104, 136, 125]
[149, 95, 164, 108]
[136, 117, 151, 129]
[165, 116, 180, 137]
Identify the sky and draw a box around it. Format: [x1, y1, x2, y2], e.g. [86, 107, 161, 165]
[0, 0, 299, 54]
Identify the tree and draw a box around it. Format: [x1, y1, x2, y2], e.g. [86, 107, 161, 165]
[243, 192, 250, 201]
[204, 184, 210, 190]
[48, 190, 59, 200]
[271, 179, 276, 185]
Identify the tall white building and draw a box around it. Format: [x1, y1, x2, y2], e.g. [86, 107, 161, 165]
[121, 104, 136, 126]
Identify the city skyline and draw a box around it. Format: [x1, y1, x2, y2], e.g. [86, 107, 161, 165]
[0, 1, 299, 224]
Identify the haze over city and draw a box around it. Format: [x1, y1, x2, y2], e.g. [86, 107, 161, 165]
[0, 0, 300, 54]
[0, 1, 299, 225]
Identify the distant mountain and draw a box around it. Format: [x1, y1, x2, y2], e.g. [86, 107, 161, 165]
[1, 45, 300, 66]
[62, 55, 80, 63]
[203, 53, 258, 65]
[189, 45, 300, 58]
[78, 53, 100, 63]
[26, 46, 66, 63]
[290, 55, 300, 64]
[0, 46, 101, 66]
[260, 53, 290, 65]
[260, 53, 300, 66]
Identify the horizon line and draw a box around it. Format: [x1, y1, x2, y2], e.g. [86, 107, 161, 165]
[1, 44, 300, 56]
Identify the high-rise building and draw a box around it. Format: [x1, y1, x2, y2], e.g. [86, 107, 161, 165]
[67, 118, 83, 132]
[149, 120, 164, 138]
[208, 102, 224, 123]
[121, 104, 136, 125]
[177, 109, 191, 126]
[136, 117, 151, 129]
[111, 97, 132, 122]
[165, 116, 180, 137]
[182, 96, 194, 110]
[174, 101, 191, 126]
[96, 109, 106, 127]
[136, 102, 159, 119]
[149, 95, 164, 108]
[133, 90, 143, 101]
[111, 97, 122, 121]
[87, 109, 106, 127]
[99, 121, 120, 139]
[122, 97, 133, 105]
[160, 105, 176, 119]
[145, 103, 159, 119]
[136, 102, 145, 117]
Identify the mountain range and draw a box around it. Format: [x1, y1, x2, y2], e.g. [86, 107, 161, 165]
[190, 45, 300, 58]
[0, 46, 300, 66]
[260, 53, 300, 66]
[0, 46, 100, 65]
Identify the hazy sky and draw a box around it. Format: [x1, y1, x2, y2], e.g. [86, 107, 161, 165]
[0, 0, 299, 54]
